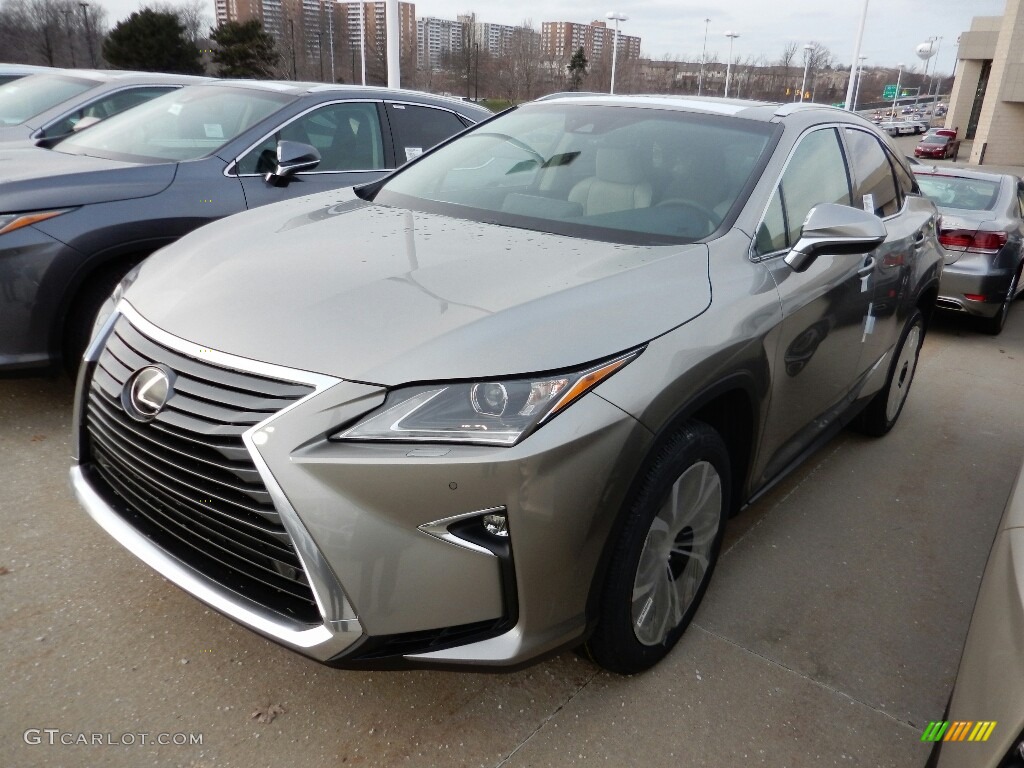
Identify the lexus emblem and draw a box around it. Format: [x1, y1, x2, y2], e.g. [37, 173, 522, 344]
[122, 365, 174, 422]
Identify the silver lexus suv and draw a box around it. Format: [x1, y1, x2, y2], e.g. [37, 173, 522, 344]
[71, 96, 944, 673]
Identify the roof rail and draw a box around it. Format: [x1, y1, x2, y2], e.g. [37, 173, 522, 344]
[772, 102, 837, 117]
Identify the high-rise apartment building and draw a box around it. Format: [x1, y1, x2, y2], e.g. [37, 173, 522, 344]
[541, 19, 641, 61]
[337, 2, 416, 58]
[417, 16, 463, 70]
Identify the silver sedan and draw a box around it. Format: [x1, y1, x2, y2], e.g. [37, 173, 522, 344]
[914, 167, 1024, 334]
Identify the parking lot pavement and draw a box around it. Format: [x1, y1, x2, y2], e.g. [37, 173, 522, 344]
[3, 307, 1022, 768]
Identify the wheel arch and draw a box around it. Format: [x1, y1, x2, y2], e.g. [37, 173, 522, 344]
[52, 240, 172, 368]
[583, 373, 760, 635]
[916, 280, 939, 332]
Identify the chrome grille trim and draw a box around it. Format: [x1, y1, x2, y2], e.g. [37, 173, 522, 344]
[74, 301, 362, 657]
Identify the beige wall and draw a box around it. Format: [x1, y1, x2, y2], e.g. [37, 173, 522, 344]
[946, 58, 982, 134]
[970, 0, 1024, 165]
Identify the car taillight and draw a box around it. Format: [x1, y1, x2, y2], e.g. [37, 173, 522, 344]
[938, 229, 1007, 253]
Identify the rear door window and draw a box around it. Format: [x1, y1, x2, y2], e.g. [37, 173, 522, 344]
[386, 103, 468, 163]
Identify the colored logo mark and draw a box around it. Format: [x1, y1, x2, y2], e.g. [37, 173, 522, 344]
[921, 721, 997, 742]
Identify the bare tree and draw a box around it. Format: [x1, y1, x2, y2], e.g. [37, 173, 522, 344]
[0, 0, 106, 67]
[496, 21, 541, 103]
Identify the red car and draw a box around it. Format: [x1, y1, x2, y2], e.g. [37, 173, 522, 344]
[914, 133, 961, 160]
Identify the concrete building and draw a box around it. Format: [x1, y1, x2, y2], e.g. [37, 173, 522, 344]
[540, 19, 641, 62]
[416, 14, 540, 71]
[417, 16, 462, 70]
[947, 0, 1024, 165]
[468, 18, 525, 57]
[216, 0, 284, 37]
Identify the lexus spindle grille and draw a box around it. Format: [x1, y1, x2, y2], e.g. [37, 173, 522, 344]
[84, 317, 321, 624]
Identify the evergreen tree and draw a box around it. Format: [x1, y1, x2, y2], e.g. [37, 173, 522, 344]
[567, 47, 588, 91]
[210, 19, 280, 79]
[102, 8, 203, 73]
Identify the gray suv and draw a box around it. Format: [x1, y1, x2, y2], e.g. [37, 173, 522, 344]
[0, 80, 489, 373]
[71, 96, 944, 673]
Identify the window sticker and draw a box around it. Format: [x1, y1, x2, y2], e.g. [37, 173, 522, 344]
[862, 193, 874, 212]
[167, 103, 183, 115]
[405, 146, 423, 161]
[204, 123, 224, 139]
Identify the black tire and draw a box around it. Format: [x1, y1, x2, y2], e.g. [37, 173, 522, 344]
[979, 266, 1020, 336]
[859, 309, 925, 436]
[585, 421, 730, 674]
[62, 264, 133, 376]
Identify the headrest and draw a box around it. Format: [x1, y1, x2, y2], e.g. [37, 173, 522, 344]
[596, 147, 645, 184]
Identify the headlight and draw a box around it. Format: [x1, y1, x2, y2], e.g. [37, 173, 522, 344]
[334, 350, 641, 446]
[0, 208, 72, 235]
[90, 264, 142, 342]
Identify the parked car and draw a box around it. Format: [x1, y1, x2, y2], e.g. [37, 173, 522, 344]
[914, 167, 1024, 333]
[70, 96, 943, 673]
[924, 126, 957, 139]
[0, 69, 209, 144]
[925, 459, 1024, 768]
[0, 80, 490, 373]
[914, 134, 961, 160]
[0, 62, 54, 86]
[880, 119, 926, 137]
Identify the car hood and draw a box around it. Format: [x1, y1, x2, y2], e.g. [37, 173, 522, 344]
[0, 147, 176, 211]
[126, 191, 712, 385]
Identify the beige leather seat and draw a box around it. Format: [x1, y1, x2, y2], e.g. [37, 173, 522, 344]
[568, 147, 653, 216]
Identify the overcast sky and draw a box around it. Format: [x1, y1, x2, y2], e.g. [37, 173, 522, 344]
[100, 0, 1006, 74]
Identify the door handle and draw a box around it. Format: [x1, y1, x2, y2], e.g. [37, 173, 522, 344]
[857, 256, 876, 276]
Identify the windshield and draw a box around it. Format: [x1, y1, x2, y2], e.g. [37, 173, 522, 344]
[56, 85, 294, 163]
[916, 175, 1000, 211]
[921, 136, 948, 145]
[0, 73, 99, 126]
[372, 103, 777, 245]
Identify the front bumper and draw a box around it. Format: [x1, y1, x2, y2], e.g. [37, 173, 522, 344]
[72, 303, 652, 667]
[0, 225, 79, 371]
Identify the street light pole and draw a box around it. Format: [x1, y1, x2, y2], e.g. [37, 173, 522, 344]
[723, 30, 739, 98]
[62, 8, 76, 67]
[606, 11, 628, 95]
[799, 43, 813, 102]
[289, 18, 297, 79]
[697, 17, 710, 96]
[327, 2, 335, 83]
[844, 0, 869, 110]
[359, 1, 367, 85]
[928, 35, 943, 100]
[890, 62, 904, 119]
[318, 32, 324, 80]
[852, 55, 867, 111]
[79, 2, 95, 67]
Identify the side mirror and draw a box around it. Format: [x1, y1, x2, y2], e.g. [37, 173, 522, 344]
[264, 140, 320, 186]
[785, 203, 887, 272]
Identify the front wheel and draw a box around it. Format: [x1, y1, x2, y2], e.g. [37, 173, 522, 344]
[858, 309, 925, 436]
[585, 421, 730, 674]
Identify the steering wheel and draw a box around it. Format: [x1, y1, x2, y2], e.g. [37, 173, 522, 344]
[656, 197, 718, 233]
